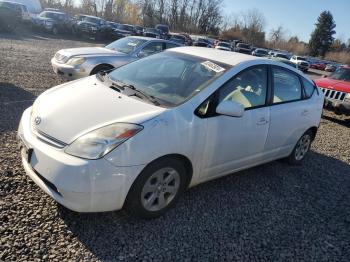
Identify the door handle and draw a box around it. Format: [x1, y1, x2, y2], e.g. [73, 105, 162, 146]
[257, 117, 268, 125]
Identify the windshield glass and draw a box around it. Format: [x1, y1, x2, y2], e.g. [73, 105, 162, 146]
[83, 16, 100, 24]
[297, 57, 306, 61]
[218, 43, 230, 48]
[117, 24, 134, 31]
[329, 68, 350, 81]
[156, 25, 169, 32]
[105, 37, 146, 54]
[237, 43, 250, 49]
[108, 52, 230, 107]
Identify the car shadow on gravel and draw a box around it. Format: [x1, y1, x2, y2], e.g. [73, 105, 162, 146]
[57, 150, 350, 261]
[322, 115, 350, 128]
[0, 82, 35, 133]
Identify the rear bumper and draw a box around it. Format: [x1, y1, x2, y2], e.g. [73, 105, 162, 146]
[18, 107, 145, 212]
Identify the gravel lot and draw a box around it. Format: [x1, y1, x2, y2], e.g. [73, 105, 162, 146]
[1, 32, 350, 261]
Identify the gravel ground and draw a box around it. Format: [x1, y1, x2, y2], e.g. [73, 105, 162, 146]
[1, 32, 350, 261]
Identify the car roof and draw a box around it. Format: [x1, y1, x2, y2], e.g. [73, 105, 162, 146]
[42, 10, 66, 15]
[169, 47, 262, 66]
[128, 36, 177, 43]
[83, 15, 102, 19]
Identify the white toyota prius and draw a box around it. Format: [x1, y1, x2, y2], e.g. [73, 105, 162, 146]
[18, 47, 324, 218]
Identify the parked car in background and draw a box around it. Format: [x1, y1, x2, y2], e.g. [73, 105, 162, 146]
[0, 0, 22, 31]
[155, 24, 169, 39]
[32, 11, 70, 35]
[270, 57, 297, 69]
[107, 21, 119, 30]
[51, 36, 181, 80]
[0, 1, 31, 21]
[310, 62, 327, 71]
[20, 47, 323, 218]
[252, 48, 269, 57]
[169, 34, 187, 45]
[134, 25, 144, 35]
[111, 24, 135, 39]
[234, 43, 251, 55]
[215, 41, 232, 51]
[314, 66, 350, 116]
[273, 52, 290, 60]
[325, 64, 337, 72]
[143, 28, 161, 38]
[179, 33, 192, 46]
[193, 38, 211, 47]
[74, 15, 111, 40]
[290, 55, 309, 72]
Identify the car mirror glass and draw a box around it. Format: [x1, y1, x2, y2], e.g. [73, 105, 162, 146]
[216, 100, 244, 117]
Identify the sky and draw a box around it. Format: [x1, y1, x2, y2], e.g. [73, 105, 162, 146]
[223, 0, 349, 42]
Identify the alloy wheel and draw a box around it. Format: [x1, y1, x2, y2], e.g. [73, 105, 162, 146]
[295, 134, 311, 161]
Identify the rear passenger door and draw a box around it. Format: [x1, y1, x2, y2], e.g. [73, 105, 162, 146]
[264, 66, 311, 158]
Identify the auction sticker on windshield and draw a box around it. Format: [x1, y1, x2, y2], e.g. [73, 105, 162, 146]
[201, 61, 225, 73]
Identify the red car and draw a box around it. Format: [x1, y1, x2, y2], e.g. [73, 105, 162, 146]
[310, 63, 327, 71]
[314, 66, 350, 115]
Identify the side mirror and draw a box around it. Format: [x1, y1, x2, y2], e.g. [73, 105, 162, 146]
[216, 100, 244, 117]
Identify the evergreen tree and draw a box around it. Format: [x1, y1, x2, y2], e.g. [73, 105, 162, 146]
[309, 11, 336, 57]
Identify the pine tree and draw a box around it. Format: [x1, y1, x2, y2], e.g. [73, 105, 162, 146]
[309, 11, 336, 57]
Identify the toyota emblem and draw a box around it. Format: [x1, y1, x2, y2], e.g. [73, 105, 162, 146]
[34, 116, 41, 125]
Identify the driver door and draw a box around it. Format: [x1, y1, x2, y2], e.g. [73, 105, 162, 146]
[199, 65, 270, 179]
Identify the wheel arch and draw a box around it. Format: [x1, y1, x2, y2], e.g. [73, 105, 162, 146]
[307, 126, 318, 141]
[90, 63, 114, 75]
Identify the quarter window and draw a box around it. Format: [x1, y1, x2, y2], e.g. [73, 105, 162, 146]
[302, 78, 316, 98]
[217, 66, 268, 109]
[272, 67, 302, 103]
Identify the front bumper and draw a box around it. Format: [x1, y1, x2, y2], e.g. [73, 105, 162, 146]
[18, 107, 145, 212]
[51, 58, 88, 80]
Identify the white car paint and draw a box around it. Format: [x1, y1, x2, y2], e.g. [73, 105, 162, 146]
[18, 47, 324, 213]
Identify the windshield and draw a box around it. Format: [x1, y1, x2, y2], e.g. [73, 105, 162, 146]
[117, 24, 134, 31]
[108, 52, 230, 107]
[218, 43, 230, 48]
[146, 28, 158, 33]
[297, 57, 306, 61]
[237, 43, 250, 49]
[329, 68, 350, 81]
[156, 25, 169, 33]
[257, 49, 268, 54]
[83, 17, 100, 24]
[105, 37, 147, 54]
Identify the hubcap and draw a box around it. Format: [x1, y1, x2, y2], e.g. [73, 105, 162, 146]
[295, 134, 311, 161]
[141, 167, 180, 212]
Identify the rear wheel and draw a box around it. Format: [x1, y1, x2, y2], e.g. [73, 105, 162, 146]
[125, 158, 187, 219]
[287, 130, 312, 165]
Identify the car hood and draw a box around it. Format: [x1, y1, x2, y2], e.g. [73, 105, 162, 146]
[31, 76, 166, 144]
[58, 47, 124, 59]
[314, 78, 350, 93]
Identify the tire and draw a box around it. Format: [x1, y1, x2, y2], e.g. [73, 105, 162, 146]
[287, 130, 313, 165]
[125, 158, 188, 219]
[90, 64, 114, 75]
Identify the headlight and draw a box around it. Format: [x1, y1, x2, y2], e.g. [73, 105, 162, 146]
[65, 123, 143, 159]
[66, 57, 86, 66]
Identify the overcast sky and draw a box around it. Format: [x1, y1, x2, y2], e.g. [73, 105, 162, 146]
[223, 0, 349, 42]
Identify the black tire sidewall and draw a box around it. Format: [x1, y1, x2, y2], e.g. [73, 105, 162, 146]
[125, 158, 188, 219]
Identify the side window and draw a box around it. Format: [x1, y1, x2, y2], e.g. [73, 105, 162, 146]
[166, 42, 179, 49]
[302, 78, 316, 98]
[273, 67, 302, 103]
[217, 66, 268, 109]
[140, 42, 163, 57]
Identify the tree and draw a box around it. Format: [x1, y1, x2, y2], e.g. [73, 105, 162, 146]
[269, 26, 285, 48]
[309, 11, 336, 57]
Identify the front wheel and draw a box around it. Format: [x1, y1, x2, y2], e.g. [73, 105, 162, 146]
[125, 158, 188, 219]
[287, 130, 312, 165]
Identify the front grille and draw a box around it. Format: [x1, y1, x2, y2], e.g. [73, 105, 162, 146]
[33, 128, 67, 149]
[54, 52, 67, 63]
[319, 87, 347, 101]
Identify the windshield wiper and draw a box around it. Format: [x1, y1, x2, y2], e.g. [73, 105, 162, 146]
[110, 80, 160, 106]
